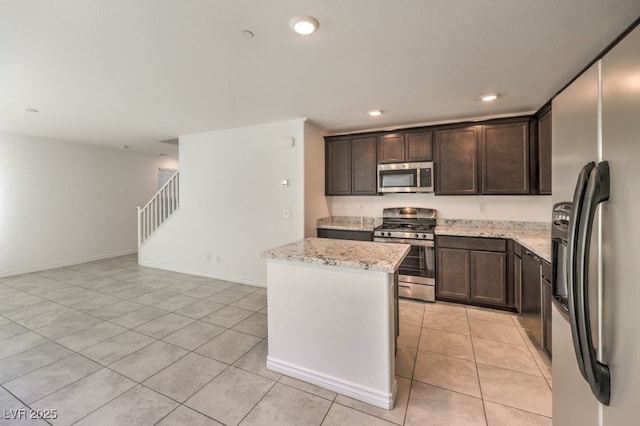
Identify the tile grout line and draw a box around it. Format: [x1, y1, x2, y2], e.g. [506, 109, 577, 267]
[234, 379, 279, 425]
[468, 319, 490, 426]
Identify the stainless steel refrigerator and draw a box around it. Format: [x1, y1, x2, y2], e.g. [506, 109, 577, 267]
[551, 22, 640, 426]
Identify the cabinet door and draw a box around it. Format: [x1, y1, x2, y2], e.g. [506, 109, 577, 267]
[538, 111, 552, 194]
[514, 254, 522, 313]
[405, 130, 433, 162]
[481, 122, 530, 194]
[520, 251, 542, 347]
[436, 248, 470, 300]
[351, 136, 378, 195]
[378, 133, 405, 163]
[470, 251, 507, 305]
[435, 126, 479, 194]
[317, 228, 373, 241]
[542, 278, 552, 357]
[325, 139, 351, 195]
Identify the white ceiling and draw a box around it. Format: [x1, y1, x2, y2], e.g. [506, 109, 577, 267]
[2, 1, 639, 156]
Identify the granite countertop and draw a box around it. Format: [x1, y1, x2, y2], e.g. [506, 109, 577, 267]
[316, 216, 381, 232]
[261, 237, 410, 273]
[315, 216, 551, 262]
[435, 227, 551, 262]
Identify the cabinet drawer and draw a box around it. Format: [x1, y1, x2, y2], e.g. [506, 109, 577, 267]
[437, 236, 506, 252]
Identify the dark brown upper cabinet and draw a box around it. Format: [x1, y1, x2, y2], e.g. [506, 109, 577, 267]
[378, 130, 433, 163]
[537, 110, 552, 195]
[405, 130, 433, 162]
[325, 136, 378, 196]
[325, 138, 351, 195]
[481, 121, 531, 195]
[351, 136, 378, 195]
[434, 126, 480, 195]
[326, 115, 543, 197]
[378, 133, 405, 163]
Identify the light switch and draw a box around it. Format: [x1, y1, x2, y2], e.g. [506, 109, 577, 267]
[280, 179, 289, 187]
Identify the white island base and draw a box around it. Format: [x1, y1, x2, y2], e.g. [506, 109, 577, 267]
[265, 259, 399, 410]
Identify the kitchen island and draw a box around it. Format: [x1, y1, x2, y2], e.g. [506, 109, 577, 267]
[261, 237, 409, 409]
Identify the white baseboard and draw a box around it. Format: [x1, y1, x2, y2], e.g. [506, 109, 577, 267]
[137, 260, 266, 288]
[0, 249, 138, 278]
[266, 356, 396, 410]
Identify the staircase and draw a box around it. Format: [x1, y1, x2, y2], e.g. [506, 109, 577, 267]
[137, 171, 179, 247]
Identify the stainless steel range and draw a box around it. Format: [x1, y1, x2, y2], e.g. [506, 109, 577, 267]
[373, 207, 436, 302]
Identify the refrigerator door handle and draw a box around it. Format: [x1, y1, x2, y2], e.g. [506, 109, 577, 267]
[567, 161, 595, 380]
[576, 161, 611, 405]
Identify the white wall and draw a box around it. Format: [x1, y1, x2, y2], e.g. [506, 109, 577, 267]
[139, 119, 309, 286]
[330, 193, 552, 222]
[304, 122, 331, 237]
[0, 132, 177, 277]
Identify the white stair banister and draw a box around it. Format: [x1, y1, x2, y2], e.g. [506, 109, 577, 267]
[137, 171, 179, 247]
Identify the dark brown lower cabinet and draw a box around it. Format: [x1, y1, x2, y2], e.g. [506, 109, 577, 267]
[317, 228, 373, 241]
[436, 248, 470, 299]
[514, 243, 522, 313]
[436, 236, 512, 310]
[470, 251, 507, 305]
[520, 250, 542, 347]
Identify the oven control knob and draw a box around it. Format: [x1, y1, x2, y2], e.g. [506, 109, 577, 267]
[421, 234, 427, 238]
[386, 232, 391, 237]
[415, 234, 419, 238]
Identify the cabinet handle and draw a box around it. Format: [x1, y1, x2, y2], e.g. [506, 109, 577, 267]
[526, 250, 540, 262]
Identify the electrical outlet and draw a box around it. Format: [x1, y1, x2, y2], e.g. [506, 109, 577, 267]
[283, 209, 292, 219]
[358, 203, 364, 209]
[479, 203, 486, 213]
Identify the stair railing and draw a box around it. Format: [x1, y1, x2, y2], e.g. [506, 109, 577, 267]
[137, 171, 179, 247]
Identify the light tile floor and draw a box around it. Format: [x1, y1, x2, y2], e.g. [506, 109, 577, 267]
[0, 255, 552, 425]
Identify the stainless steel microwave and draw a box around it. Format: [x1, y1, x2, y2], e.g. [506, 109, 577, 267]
[377, 161, 434, 193]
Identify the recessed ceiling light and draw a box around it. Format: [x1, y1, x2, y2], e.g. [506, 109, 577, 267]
[22, 107, 39, 113]
[239, 30, 254, 39]
[367, 109, 383, 117]
[289, 16, 319, 35]
[159, 153, 168, 156]
[480, 93, 500, 102]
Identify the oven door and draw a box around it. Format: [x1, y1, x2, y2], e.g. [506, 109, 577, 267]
[374, 237, 435, 301]
[398, 243, 435, 283]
